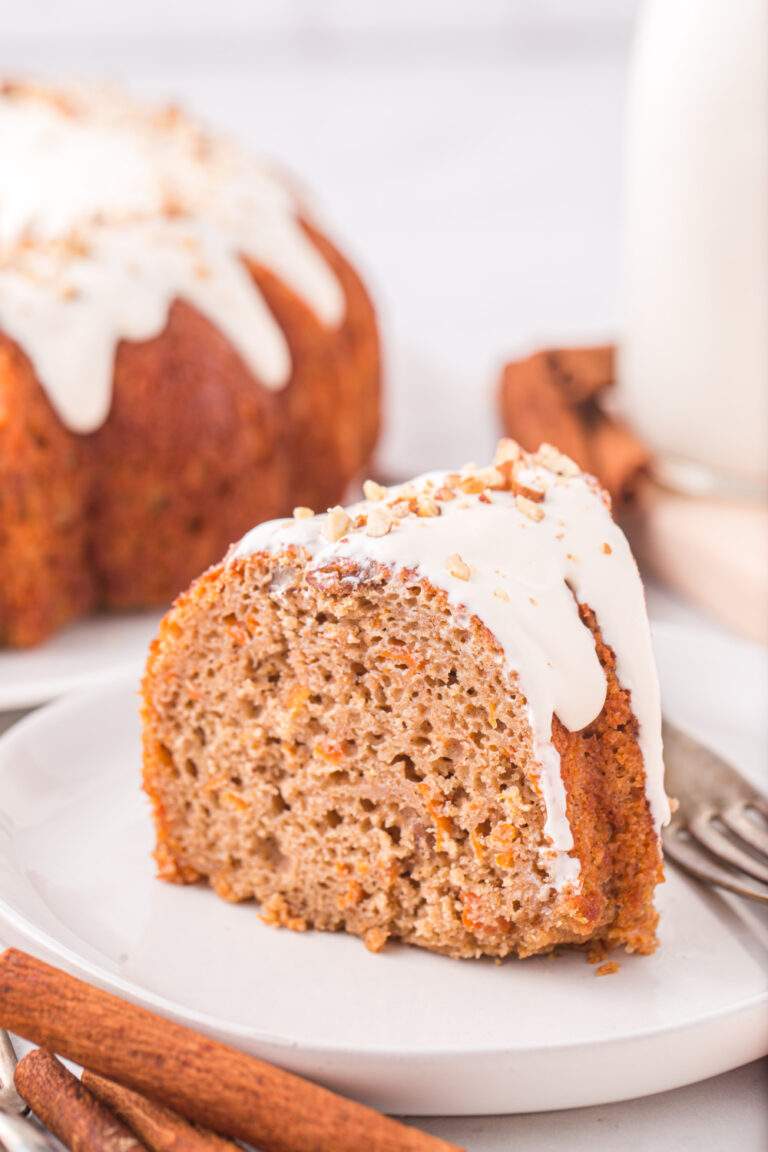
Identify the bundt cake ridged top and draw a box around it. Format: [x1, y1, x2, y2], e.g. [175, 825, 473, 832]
[230, 440, 669, 888]
[0, 80, 345, 431]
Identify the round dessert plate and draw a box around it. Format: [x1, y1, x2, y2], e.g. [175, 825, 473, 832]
[0, 673, 766, 1116]
[0, 611, 163, 711]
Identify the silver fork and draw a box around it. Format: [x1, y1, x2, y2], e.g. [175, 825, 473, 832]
[662, 722, 768, 903]
[0, 1031, 56, 1152]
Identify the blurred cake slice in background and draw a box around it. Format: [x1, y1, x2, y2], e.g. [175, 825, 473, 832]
[0, 80, 380, 647]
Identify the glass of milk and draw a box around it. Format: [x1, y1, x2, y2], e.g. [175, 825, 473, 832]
[619, 0, 768, 499]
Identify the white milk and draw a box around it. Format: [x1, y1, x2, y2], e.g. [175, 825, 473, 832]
[619, 0, 768, 492]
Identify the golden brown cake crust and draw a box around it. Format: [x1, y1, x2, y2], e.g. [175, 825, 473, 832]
[0, 223, 380, 647]
[553, 606, 663, 954]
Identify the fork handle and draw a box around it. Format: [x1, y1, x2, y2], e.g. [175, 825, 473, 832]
[0, 1111, 57, 1152]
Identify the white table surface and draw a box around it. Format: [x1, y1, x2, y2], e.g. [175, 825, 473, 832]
[1, 4, 766, 1145]
[414, 1057, 768, 1151]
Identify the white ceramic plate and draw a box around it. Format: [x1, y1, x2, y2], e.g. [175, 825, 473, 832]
[0, 674, 766, 1116]
[0, 612, 163, 711]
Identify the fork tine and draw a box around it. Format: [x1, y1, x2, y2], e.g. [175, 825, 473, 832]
[689, 811, 768, 884]
[0, 1029, 26, 1115]
[663, 826, 768, 904]
[721, 802, 768, 859]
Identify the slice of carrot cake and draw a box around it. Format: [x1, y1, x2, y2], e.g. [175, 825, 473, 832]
[142, 440, 668, 959]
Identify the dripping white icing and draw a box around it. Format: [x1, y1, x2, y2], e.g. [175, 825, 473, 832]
[0, 83, 345, 432]
[230, 454, 670, 890]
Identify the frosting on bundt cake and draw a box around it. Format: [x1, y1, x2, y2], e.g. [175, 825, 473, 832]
[0, 81, 343, 430]
[143, 441, 668, 958]
[0, 81, 380, 646]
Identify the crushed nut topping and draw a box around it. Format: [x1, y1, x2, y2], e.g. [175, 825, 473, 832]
[510, 464, 546, 502]
[494, 588, 511, 602]
[536, 442, 580, 477]
[459, 466, 503, 494]
[322, 506, 351, 542]
[366, 506, 393, 538]
[446, 553, 471, 581]
[286, 441, 591, 561]
[475, 465, 505, 489]
[363, 479, 388, 502]
[161, 194, 186, 219]
[493, 438, 522, 466]
[416, 496, 441, 518]
[515, 494, 545, 522]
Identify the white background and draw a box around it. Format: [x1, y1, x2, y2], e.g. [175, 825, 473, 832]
[0, 3, 765, 1147]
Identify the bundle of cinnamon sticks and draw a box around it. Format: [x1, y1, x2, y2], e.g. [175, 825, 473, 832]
[0, 949, 461, 1152]
[498, 344, 649, 504]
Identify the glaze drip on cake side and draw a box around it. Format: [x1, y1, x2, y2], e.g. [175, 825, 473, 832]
[0, 81, 345, 432]
[230, 442, 670, 889]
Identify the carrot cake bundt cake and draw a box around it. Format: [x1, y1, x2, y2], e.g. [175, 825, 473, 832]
[0, 81, 379, 647]
[142, 441, 668, 959]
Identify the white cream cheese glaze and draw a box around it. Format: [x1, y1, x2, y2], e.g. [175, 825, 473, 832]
[0, 82, 345, 432]
[230, 447, 670, 889]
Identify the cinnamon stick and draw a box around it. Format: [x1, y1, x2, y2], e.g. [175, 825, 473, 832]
[0, 950, 461, 1152]
[82, 1071, 239, 1152]
[14, 1048, 147, 1152]
[498, 344, 650, 503]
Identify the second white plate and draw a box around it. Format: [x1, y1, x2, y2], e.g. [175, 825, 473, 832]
[0, 611, 163, 711]
[0, 673, 766, 1115]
